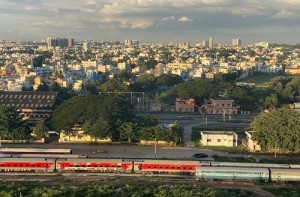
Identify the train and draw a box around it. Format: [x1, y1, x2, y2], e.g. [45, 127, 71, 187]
[0, 148, 72, 154]
[1, 157, 300, 182]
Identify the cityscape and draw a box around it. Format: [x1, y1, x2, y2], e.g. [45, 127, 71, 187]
[1, 0, 300, 197]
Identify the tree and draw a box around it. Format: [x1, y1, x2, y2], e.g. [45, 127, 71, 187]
[90, 118, 111, 141]
[0, 106, 29, 141]
[33, 121, 48, 139]
[36, 83, 50, 92]
[264, 94, 279, 109]
[251, 107, 300, 152]
[118, 122, 136, 143]
[156, 74, 183, 86]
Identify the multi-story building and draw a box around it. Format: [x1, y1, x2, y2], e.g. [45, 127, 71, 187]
[0, 91, 58, 125]
[201, 131, 238, 147]
[209, 37, 214, 49]
[203, 99, 239, 114]
[176, 98, 195, 112]
[232, 38, 242, 48]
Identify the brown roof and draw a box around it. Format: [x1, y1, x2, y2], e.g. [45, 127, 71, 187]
[0, 91, 58, 110]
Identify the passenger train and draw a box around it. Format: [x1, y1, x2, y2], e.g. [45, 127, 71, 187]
[1, 157, 300, 182]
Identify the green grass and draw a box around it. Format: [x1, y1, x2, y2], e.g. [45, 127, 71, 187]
[264, 188, 300, 197]
[206, 145, 249, 154]
[213, 156, 256, 163]
[241, 73, 284, 87]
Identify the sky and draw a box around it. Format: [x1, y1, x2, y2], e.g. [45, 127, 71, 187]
[0, 0, 300, 44]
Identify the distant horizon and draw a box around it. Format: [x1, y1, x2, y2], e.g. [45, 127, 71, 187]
[1, 38, 299, 46]
[1, 1, 300, 45]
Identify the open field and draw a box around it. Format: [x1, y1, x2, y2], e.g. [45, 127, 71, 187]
[240, 73, 283, 87]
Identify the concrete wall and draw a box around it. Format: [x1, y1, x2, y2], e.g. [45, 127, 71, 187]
[201, 131, 238, 147]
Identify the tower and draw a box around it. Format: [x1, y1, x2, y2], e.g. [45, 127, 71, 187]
[209, 37, 214, 49]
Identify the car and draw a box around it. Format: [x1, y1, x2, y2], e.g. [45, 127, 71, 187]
[193, 153, 208, 158]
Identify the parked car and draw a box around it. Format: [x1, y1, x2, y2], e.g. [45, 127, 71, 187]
[193, 153, 209, 158]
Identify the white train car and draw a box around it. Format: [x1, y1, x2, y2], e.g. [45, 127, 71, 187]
[210, 162, 290, 168]
[195, 166, 270, 182]
[0, 148, 72, 154]
[271, 168, 300, 182]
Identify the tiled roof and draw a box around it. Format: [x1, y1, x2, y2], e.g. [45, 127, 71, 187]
[0, 91, 58, 109]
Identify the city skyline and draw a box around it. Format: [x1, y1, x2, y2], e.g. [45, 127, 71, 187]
[1, 0, 300, 44]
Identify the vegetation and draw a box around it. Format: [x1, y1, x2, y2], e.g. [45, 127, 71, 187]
[264, 188, 300, 197]
[50, 95, 182, 144]
[251, 107, 300, 152]
[32, 120, 48, 139]
[0, 106, 30, 141]
[0, 183, 257, 197]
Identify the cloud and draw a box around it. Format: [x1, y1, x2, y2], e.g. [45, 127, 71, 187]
[178, 16, 193, 22]
[272, 10, 295, 18]
[163, 16, 175, 21]
[119, 19, 154, 29]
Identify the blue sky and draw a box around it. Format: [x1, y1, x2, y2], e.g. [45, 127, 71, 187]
[0, 0, 300, 44]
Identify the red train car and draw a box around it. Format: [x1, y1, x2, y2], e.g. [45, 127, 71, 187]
[56, 159, 133, 173]
[0, 158, 55, 172]
[134, 160, 202, 174]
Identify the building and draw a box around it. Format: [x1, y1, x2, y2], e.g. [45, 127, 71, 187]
[203, 99, 239, 115]
[59, 124, 111, 143]
[0, 91, 58, 125]
[244, 131, 261, 152]
[83, 41, 91, 52]
[202, 40, 209, 48]
[201, 131, 238, 147]
[232, 38, 241, 48]
[209, 37, 214, 49]
[46, 37, 70, 49]
[175, 98, 195, 112]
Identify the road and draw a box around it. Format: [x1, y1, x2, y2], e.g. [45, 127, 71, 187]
[1, 143, 237, 160]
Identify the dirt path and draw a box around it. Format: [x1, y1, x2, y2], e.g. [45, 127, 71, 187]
[183, 123, 201, 146]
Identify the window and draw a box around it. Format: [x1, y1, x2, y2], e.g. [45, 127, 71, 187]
[222, 104, 225, 106]
[207, 139, 211, 142]
[217, 139, 221, 142]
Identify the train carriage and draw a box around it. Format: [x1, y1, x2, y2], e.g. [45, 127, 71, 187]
[134, 160, 202, 174]
[195, 166, 270, 182]
[57, 159, 133, 173]
[210, 162, 290, 169]
[0, 158, 55, 172]
[0, 148, 72, 155]
[270, 168, 300, 182]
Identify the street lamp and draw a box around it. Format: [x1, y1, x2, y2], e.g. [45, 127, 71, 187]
[154, 137, 157, 158]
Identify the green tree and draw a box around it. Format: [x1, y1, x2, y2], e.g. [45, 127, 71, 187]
[33, 121, 48, 139]
[118, 122, 136, 143]
[264, 94, 279, 109]
[156, 74, 183, 86]
[251, 107, 300, 152]
[0, 106, 29, 141]
[36, 83, 50, 92]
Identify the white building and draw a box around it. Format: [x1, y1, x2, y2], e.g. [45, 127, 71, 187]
[232, 38, 242, 47]
[244, 131, 261, 152]
[201, 131, 238, 147]
[209, 37, 214, 49]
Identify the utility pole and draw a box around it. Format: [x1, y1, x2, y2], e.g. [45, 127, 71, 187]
[155, 138, 157, 158]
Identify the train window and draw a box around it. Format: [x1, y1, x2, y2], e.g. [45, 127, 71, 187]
[160, 166, 163, 169]
[0, 164, 4, 167]
[25, 164, 29, 167]
[147, 166, 151, 169]
[76, 165, 80, 167]
[31, 164, 35, 167]
[7, 164, 11, 167]
[37, 164, 41, 167]
[13, 164, 17, 167]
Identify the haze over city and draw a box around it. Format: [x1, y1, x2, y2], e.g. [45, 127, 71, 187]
[1, 0, 300, 44]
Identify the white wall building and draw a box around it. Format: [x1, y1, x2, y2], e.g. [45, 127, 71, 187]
[201, 131, 238, 147]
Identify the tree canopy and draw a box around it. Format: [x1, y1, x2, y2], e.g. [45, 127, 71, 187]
[251, 107, 300, 152]
[0, 106, 30, 141]
[51, 95, 135, 140]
